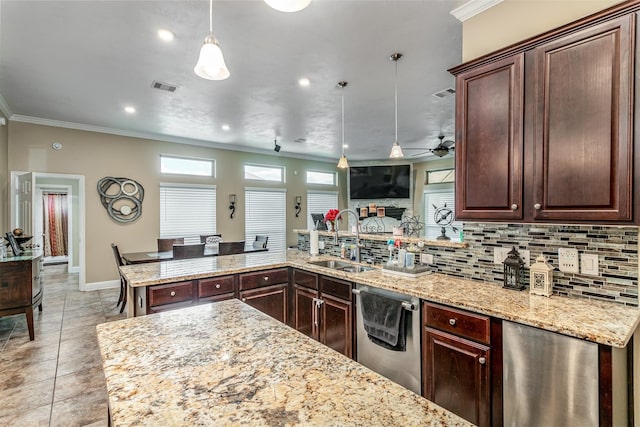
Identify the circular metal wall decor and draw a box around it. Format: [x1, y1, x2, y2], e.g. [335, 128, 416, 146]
[97, 176, 144, 223]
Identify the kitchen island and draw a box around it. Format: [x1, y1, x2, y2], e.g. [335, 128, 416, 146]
[96, 299, 471, 426]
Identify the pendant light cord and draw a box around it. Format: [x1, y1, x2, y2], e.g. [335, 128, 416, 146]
[341, 86, 345, 156]
[394, 58, 398, 143]
[209, 0, 213, 34]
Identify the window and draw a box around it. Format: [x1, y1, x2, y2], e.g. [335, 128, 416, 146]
[160, 155, 214, 177]
[424, 190, 461, 241]
[244, 164, 284, 182]
[306, 170, 337, 186]
[426, 168, 454, 184]
[160, 184, 216, 243]
[307, 191, 339, 230]
[245, 188, 286, 251]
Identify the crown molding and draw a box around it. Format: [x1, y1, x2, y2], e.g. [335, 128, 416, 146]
[451, 0, 503, 22]
[0, 93, 13, 118]
[9, 114, 339, 164]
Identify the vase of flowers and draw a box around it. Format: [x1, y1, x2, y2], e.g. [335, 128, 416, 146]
[325, 209, 340, 232]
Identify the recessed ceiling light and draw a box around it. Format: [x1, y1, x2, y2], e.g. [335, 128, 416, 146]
[298, 78, 310, 87]
[158, 29, 175, 42]
[124, 106, 136, 114]
[221, 124, 230, 131]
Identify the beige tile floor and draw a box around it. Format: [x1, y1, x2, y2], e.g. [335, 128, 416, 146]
[0, 264, 126, 426]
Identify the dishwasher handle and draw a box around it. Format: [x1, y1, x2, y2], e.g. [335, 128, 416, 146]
[352, 287, 417, 311]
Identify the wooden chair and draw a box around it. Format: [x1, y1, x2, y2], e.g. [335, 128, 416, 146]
[200, 234, 222, 244]
[253, 235, 269, 249]
[110, 243, 127, 313]
[218, 241, 245, 255]
[172, 243, 205, 260]
[157, 238, 184, 252]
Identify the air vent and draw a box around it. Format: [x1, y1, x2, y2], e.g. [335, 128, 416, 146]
[151, 81, 178, 92]
[432, 87, 456, 98]
[294, 138, 306, 143]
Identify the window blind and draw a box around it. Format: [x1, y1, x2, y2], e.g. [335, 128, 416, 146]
[160, 184, 216, 243]
[245, 188, 286, 251]
[424, 191, 461, 241]
[307, 191, 338, 230]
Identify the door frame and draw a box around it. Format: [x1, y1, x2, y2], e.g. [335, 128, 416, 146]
[10, 171, 86, 288]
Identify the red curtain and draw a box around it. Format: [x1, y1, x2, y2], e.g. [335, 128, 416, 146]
[43, 194, 68, 257]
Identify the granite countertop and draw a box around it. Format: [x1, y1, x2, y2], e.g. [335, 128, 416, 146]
[0, 249, 43, 262]
[97, 300, 471, 427]
[120, 250, 640, 348]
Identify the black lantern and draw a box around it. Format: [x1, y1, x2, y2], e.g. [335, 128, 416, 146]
[503, 246, 525, 290]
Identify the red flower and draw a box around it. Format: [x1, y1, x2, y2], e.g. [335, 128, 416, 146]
[325, 209, 340, 222]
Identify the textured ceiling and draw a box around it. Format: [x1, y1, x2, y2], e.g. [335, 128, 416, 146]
[0, 0, 464, 162]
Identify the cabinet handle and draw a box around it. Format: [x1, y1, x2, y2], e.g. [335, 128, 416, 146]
[170, 291, 176, 297]
[479, 357, 486, 365]
[263, 276, 269, 281]
[510, 203, 518, 210]
[534, 203, 541, 210]
[215, 284, 221, 289]
[242, 298, 247, 302]
[449, 318, 456, 326]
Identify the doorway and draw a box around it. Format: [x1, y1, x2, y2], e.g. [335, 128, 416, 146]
[38, 187, 71, 266]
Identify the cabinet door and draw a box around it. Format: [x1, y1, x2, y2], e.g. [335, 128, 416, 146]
[319, 293, 352, 358]
[294, 285, 319, 340]
[239, 284, 288, 324]
[455, 53, 524, 220]
[531, 14, 633, 221]
[423, 328, 490, 427]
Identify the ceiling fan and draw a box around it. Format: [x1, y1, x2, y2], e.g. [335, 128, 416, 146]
[404, 135, 455, 158]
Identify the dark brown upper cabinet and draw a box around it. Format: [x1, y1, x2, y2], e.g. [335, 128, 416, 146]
[451, 7, 636, 224]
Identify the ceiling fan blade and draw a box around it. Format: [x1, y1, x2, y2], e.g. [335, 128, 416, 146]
[442, 140, 455, 148]
[410, 151, 430, 157]
[403, 147, 429, 150]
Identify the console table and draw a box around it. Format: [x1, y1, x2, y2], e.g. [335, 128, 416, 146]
[0, 252, 43, 340]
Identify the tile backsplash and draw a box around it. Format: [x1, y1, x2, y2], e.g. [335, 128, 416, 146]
[298, 223, 639, 306]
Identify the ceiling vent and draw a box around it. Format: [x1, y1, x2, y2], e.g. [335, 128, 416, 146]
[432, 87, 455, 98]
[151, 81, 178, 92]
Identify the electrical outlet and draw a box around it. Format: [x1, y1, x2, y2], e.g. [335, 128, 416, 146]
[520, 249, 531, 267]
[493, 247, 510, 264]
[581, 253, 599, 276]
[420, 253, 434, 264]
[318, 241, 325, 250]
[558, 248, 579, 273]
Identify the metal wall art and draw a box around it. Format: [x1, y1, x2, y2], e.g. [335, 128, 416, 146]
[97, 176, 144, 223]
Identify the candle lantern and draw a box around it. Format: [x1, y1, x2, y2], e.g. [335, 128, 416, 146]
[529, 254, 554, 297]
[503, 246, 525, 291]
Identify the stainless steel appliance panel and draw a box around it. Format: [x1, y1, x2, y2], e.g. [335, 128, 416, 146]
[355, 285, 421, 395]
[503, 321, 598, 427]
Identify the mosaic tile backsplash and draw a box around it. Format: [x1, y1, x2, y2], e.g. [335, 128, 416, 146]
[298, 224, 639, 306]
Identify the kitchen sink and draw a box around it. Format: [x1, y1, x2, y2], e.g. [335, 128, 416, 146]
[308, 260, 374, 273]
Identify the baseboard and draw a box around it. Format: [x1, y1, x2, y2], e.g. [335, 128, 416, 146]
[81, 279, 119, 292]
[68, 265, 80, 273]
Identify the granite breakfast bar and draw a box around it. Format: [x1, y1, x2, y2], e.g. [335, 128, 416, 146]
[97, 299, 471, 426]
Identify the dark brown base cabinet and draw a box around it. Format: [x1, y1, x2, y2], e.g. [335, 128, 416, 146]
[422, 302, 500, 427]
[293, 269, 353, 358]
[238, 269, 289, 324]
[0, 255, 43, 341]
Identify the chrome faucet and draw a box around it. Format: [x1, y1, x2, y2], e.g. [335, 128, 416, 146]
[334, 209, 363, 263]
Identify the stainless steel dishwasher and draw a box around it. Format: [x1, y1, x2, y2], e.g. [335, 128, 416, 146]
[354, 284, 421, 395]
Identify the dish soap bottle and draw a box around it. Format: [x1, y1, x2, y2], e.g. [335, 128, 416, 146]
[340, 243, 346, 259]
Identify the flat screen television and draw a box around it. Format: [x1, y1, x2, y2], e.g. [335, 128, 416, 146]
[349, 165, 411, 199]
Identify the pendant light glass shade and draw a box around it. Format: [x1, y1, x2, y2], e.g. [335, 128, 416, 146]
[194, 0, 230, 81]
[194, 36, 230, 80]
[337, 81, 349, 169]
[264, 0, 311, 12]
[388, 53, 404, 159]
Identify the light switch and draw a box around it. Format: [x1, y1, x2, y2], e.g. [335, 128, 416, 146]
[558, 248, 579, 273]
[581, 253, 599, 276]
[420, 253, 433, 264]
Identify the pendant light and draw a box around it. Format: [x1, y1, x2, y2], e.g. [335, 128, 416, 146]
[194, 0, 230, 80]
[337, 81, 349, 169]
[389, 53, 404, 158]
[264, 0, 311, 12]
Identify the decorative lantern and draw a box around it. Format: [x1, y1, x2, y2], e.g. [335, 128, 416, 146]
[529, 255, 554, 297]
[503, 246, 525, 291]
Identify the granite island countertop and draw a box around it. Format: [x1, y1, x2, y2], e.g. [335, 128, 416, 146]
[119, 250, 640, 348]
[97, 300, 471, 427]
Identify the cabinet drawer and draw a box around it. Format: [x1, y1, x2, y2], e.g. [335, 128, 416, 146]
[198, 275, 235, 298]
[239, 268, 289, 290]
[319, 276, 352, 301]
[425, 302, 490, 345]
[148, 281, 194, 307]
[293, 269, 318, 290]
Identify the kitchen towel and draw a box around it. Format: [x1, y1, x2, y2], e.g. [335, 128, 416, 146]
[310, 230, 319, 256]
[360, 292, 406, 351]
